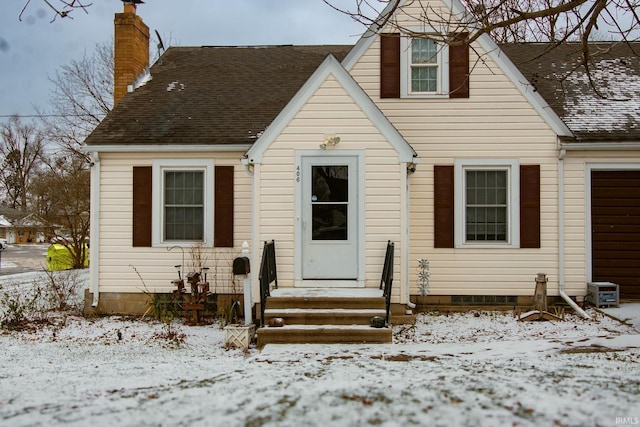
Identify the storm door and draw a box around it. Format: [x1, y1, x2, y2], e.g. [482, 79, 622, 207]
[301, 156, 359, 281]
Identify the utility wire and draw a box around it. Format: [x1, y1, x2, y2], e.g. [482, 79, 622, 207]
[0, 114, 93, 118]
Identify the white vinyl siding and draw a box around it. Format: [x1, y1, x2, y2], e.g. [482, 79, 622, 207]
[94, 152, 250, 294]
[350, 14, 561, 296]
[563, 153, 640, 296]
[257, 74, 404, 298]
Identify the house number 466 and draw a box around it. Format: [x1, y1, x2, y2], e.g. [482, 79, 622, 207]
[296, 165, 301, 183]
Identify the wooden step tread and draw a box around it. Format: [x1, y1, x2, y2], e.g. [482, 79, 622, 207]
[270, 288, 384, 298]
[260, 324, 390, 331]
[263, 308, 387, 326]
[264, 308, 386, 315]
[256, 324, 392, 347]
[265, 298, 386, 310]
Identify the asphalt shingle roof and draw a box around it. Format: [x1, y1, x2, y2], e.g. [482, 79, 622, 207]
[87, 42, 639, 147]
[85, 45, 352, 146]
[501, 42, 640, 142]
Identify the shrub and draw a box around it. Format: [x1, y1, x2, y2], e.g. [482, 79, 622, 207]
[0, 270, 85, 330]
[42, 269, 85, 312]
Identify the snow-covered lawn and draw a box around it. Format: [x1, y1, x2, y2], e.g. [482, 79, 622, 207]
[1, 271, 639, 427]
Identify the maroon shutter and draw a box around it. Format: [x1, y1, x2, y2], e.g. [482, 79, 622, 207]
[520, 164, 541, 248]
[380, 33, 400, 98]
[434, 165, 455, 248]
[132, 166, 152, 247]
[449, 32, 469, 98]
[214, 165, 234, 247]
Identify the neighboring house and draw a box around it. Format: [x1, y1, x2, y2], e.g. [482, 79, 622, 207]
[0, 208, 53, 244]
[10, 213, 48, 244]
[0, 215, 11, 250]
[0, 214, 10, 243]
[85, 0, 639, 318]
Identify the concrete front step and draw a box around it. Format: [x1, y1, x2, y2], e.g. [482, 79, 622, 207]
[265, 296, 386, 310]
[263, 308, 387, 325]
[257, 324, 392, 347]
[257, 288, 392, 347]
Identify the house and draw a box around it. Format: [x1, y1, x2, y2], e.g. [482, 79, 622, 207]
[0, 211, 49, 244]
[84, 1, 640, 335]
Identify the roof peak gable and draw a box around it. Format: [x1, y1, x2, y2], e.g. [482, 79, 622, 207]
[245, 54, 416, 163]
[341, 0, 573, 137]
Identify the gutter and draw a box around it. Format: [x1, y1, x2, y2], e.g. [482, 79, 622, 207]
[84, 144, 253, 153]
[560, 141, 640, 151]
[90, 152, 101, 307]
[558, 148, 590, 319]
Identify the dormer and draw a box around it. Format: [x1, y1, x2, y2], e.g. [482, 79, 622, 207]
[380, 31, 469, 99]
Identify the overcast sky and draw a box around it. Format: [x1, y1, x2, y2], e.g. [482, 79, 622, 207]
[0, 0, 368, 123]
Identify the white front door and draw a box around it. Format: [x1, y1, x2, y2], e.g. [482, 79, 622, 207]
[300, 155, 359, 282]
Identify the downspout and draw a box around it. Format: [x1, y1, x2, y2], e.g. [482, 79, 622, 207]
[242, 157, 257, 302]
[558, 148, 590, 319]
[405, 163, 416, 309]
[90, 152, 101, 307]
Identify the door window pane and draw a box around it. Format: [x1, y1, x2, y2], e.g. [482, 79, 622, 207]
[312, 166, 348, 202]
[312, 204, 348, 240]
[311, 165, 348, 240]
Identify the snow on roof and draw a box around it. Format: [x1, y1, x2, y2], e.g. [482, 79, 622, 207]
[502, 42, 640, 142]
[561, 58, 640, 136]
[0, 214, 11, 227]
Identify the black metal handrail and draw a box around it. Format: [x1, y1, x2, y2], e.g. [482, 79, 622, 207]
[259, 240, 278, 326]
[380, 240, 394, 325]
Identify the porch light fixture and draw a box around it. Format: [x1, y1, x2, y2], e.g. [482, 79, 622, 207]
[320, 135, 341, 150]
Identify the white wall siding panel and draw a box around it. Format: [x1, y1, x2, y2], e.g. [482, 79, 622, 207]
[258, 75, 404, 290]
[96, 152, 250, 294]
[562, 152, 640, 296]
[348, 26, 563, 296]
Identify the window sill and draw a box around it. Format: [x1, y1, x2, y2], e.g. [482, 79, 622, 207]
[455, 243, 517, 249]
[400, 93, 449, 99]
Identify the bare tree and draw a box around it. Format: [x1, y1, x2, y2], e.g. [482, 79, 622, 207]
[323, 0, 640, 57]
[0, 117, 45, 212]
[19, 0, 92, 23]
[39, 42, 113, 158]
[325, 0, 640, 42]
[31, 152, 90, 269]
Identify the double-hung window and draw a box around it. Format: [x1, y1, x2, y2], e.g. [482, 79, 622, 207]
[400, 33, 448, 97]
[152, 159, 214, 246]
[410, 38, 439, 93]
[164, 170, 204, 241]
[454, 159, 520, 248]
[465, 170, 507, 242]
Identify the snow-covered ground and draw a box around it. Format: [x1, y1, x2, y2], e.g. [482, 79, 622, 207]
[1, 271, 639, 427]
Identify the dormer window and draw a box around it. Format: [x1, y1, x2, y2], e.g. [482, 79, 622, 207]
[404, 37, 448, 97]
[380, 32, 469, 99]
[411, 39, 439, 92]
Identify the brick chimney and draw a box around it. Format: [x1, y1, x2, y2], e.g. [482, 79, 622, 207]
[114, 1, 149, 106]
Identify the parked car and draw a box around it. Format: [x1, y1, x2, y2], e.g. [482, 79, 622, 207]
[0, 238, 7, 250]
